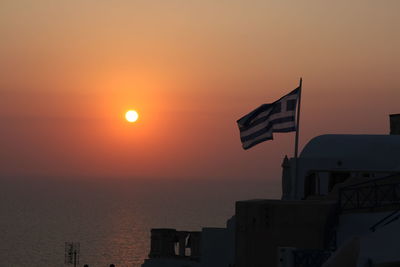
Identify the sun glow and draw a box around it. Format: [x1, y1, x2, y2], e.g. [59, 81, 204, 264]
[125, 110, 139, 123]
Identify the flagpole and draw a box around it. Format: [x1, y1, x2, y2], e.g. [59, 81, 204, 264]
[294, 78, 302, 199]
[294, 77, 302, 159]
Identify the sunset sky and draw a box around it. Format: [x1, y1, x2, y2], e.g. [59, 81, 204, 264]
[1, 0, 399, 181]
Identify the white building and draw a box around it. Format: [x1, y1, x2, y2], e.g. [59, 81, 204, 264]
[142, 114, 400, 267]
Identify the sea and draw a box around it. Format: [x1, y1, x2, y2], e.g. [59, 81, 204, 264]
[0, 177, 281, 267]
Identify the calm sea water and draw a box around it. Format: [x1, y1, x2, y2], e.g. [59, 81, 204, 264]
[0, 177, 280, 267]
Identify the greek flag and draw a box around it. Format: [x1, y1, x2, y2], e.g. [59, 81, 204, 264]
[237, 87, 300, 150]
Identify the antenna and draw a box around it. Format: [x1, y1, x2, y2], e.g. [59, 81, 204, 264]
[65, 242, 80, 267]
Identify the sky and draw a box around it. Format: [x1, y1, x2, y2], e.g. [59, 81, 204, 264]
[1, 0, 399, 181]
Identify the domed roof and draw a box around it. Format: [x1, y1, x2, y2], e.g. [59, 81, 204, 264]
[300, 134, 400, 159]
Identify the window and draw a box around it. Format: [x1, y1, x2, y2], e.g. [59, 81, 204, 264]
[329, 172, 350, 191]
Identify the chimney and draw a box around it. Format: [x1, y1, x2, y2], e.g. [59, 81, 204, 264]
[390, 114, 400, 135]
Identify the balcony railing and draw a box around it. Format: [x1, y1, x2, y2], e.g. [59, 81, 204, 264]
[339, 175, 400, 212]
[293, 249, 332, 267]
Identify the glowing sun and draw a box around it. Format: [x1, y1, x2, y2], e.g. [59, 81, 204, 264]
[125, 110, 139, 123]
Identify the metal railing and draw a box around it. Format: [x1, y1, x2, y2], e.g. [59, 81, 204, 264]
[370, 206, 400, 232]
[293, 249, 332, 267]
[339, 175, 400, 212]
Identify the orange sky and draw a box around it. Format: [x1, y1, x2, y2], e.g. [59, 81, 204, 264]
[1, 0, 400, 180]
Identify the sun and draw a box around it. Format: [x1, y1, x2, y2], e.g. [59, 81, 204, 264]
[125, 110, 139, 123]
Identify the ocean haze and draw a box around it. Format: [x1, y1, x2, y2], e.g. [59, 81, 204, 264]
[0, 177, 280, 266]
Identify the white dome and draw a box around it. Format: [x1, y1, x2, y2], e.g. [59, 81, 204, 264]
[300, 134, 400, 160]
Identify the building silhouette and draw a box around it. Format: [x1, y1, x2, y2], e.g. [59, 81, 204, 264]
[142, 114, 400, 267]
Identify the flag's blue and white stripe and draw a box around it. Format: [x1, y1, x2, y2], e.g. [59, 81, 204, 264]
[237, 87, 300, 150]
